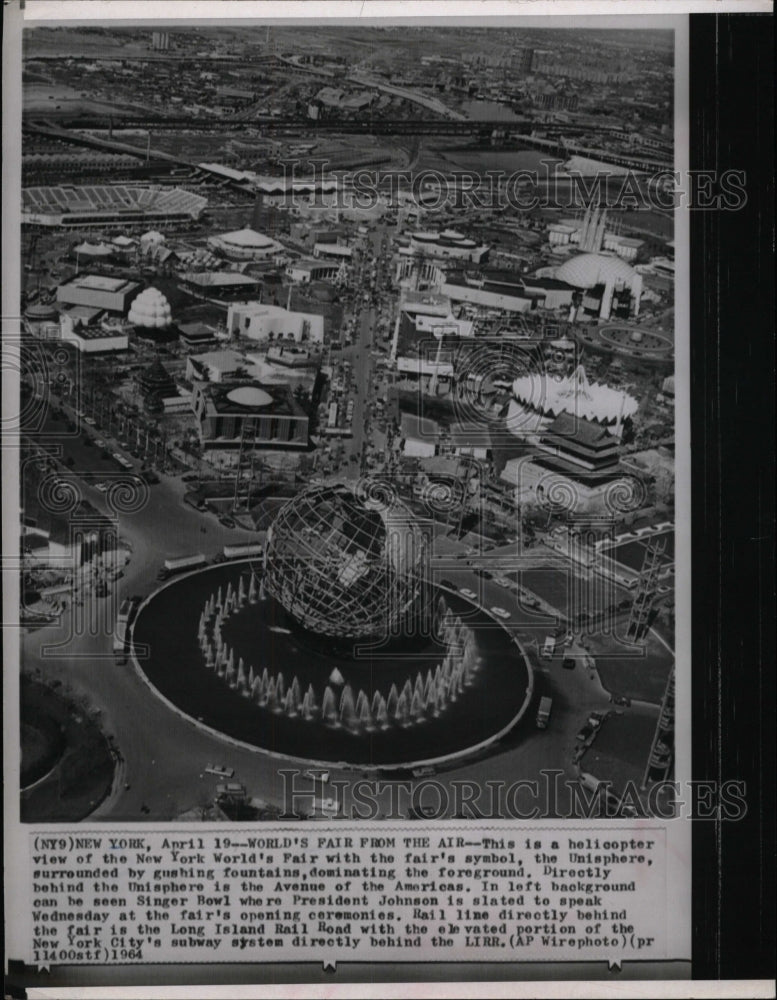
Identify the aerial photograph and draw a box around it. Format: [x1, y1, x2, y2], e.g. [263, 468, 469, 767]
[17, 24, 677, 823]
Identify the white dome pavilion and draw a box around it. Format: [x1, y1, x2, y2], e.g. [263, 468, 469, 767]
[507, 364, 638, 438]
[555, 252, 638, 289]
[128, 287, 173, 329]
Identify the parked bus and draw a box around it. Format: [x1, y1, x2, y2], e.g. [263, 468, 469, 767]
[222, 543, 264, 560]
[536, 696, 553, 729]
[157, 553, 207, 581]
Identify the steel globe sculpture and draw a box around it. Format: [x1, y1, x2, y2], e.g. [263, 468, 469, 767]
[263, 483, 428, 639]
[131, 480, 534, 765]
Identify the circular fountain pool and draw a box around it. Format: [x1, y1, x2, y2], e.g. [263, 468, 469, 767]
[131, 562, 533, 768]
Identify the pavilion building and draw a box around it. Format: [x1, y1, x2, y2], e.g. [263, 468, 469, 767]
[501, 411, 631, 515]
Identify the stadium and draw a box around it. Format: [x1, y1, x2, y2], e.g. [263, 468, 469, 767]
[22, 184, 208, 228]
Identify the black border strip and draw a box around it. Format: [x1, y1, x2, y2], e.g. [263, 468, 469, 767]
[690, 11, 776, 982]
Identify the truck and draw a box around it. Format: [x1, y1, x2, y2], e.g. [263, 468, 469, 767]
[536, 696, 553, 729]
[215, 782, 247, 802]
[157, 553, 207, 581]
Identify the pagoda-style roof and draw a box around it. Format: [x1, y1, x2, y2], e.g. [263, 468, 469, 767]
[543, 411, 619, 448]
[137, 358, 176, 395]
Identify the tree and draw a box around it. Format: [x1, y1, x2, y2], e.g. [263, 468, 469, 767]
[620, 415, 636, 446]
[293, 385, 311, 410]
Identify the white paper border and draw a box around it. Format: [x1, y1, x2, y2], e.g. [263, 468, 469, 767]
[2, 2, 764, 998]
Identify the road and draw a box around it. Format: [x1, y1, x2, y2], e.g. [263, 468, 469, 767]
[337, 222, 392, 476]
[347, 72, 468, 121]
[21, 225, 654, 821]
[23, 463, 277, 820]
[23, 439, 617, 822]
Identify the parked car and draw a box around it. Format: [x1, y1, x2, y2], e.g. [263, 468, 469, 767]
[204, 764, 234, 778]
[459, 588, 477, 600]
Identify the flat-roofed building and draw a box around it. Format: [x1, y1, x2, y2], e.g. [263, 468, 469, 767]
[447, 422, 492, 460]
[443, 268, 577, 313]
[401, 290, 452, 319]
[396, 356, 455, 381]
[401, 413, 440, 458]
[226, 302, 324, 345]
[409, 229, 490, 264]
[413, 312, 474, 338]
[61, 305, 104, 327]
[313, 242, 353, 260]
[520, 275, 576, 311]
[191, 380, 309, 451]
[178, 322, 220, 350]
[178, 270, 265, 300]
[59, 319, 129, 354]
[186, 349, 252, 384]
[158, 392, 192, 414]
[287, 258, 341, 283]
[441, 273, 533, 314]
[266, 344, 318, 368]
[56, 274, 141, 313]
